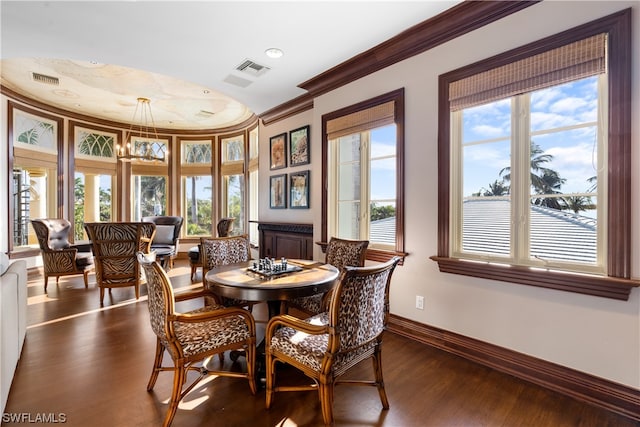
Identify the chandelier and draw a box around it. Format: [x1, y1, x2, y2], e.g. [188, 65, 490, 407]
[116, 97, 166, 162]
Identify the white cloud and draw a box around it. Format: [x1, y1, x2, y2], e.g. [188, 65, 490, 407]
[472, 124, 504, 138]
[550, 97, 588, 114]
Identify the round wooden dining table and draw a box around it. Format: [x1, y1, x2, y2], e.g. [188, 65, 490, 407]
[204, 259, 339, 318]
[205, 259, 339, 385]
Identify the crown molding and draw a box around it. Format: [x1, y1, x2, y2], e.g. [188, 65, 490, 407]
[259, 1, 539, 125]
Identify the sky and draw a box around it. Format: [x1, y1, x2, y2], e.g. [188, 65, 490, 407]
[461, 75, 600, 199]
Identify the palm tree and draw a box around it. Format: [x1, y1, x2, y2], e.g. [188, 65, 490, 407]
[500, 141, 557, 194]
[563, 195, 595, 214]
[473, 179, 510, 197]
[139, 176, 166, 217]
[532, 170, 566, 209]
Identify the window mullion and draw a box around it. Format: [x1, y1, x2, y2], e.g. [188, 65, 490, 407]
[360, 132, 371, 240]
[512, 95, 531, 264]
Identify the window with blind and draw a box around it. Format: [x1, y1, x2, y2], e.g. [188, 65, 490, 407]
[220, 134, 245, 235]
[434, 10, 635, 299]
[180, 138, 214, 237]
[72, 123, 118, 240]
[322, 89, 405, 261]
[9, 103, 63, 254]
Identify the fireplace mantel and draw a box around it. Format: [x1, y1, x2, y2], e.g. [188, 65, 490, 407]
[256, 222, 314, 260]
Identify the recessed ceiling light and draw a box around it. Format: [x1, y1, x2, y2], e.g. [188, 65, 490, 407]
[265, 48, 284, 59]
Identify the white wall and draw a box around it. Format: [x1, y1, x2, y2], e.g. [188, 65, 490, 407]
[259, 1, 640, 388]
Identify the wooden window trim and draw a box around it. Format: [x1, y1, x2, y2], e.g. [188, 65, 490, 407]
[321, 88, 405, 263]
[433, 9, 638, 300]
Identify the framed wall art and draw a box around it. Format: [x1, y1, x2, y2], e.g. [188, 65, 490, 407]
[289, 125, 310, 167]
[269, 133, 287, 170]
[270, 174, 287, 209]
[290, 170, 310, 209]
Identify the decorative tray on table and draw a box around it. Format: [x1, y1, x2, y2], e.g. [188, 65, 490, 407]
[246, 258, 302, 278]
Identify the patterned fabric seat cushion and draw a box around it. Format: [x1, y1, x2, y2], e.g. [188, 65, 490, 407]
[270, 313, 376, 372]
[174, 305, 251, 357]
[291, 293, 323, 314]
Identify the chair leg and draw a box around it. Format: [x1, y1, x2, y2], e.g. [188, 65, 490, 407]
[135, 283, 140, 300]
[265, 353, 276, 408]
[44, 275, 49, 292]
[83, 270, 90, 288]
[373, 345, 389, 409]
[99, 287, 105, 305]
[163, 362, 186, 427]
[190, 264, 196, 282]
[319, 377, 335, 426]
[246, 341, 257, 395]
[147, 339, 164, 391]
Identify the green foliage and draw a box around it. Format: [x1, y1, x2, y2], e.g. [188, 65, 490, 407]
[138, 176, 166, 216]
[473, 180, 510, 197]
[74, 177, 85, 240]
[370, 203, 396, 221]
[100, 187, 111, 221]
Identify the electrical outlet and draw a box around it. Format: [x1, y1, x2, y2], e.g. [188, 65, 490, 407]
[415, 295, 424, 310]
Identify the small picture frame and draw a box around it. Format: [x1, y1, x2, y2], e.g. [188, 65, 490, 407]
[269, 133, 287, 170]
[290, 170, 310, 209]
[270, 174, 287, 209]
[289, 125, 310, 167]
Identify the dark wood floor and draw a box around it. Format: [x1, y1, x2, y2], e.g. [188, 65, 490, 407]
[4, 261, 636, 427]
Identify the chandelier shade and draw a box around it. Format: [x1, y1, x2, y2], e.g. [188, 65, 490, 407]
[116, 97, 166, 162]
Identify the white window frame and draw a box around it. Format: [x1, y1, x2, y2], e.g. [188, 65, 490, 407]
[450, 76, 608, 276]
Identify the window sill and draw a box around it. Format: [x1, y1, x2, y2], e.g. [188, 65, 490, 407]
[430, 256, 638, 301]
[10, 248, 40, 259]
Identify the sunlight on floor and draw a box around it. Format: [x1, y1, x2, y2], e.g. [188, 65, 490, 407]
[26, 269, 203, 330]
[27, 293, 59, 305]
[275, 417, 299, 427]
[170, 375, 220, 410]
[26, 295, 146, 329]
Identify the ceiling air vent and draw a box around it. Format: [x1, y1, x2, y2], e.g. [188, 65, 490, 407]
[32, 72, 59, 85]
[235, 59, 270, 77]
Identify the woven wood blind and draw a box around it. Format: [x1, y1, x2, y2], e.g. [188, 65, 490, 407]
[221, 161, 244, 176]
[449, 33, 606, 111]
[75, 158, 117, 176]
[326, 101, 395, 140]
[14, 147, 57, 168]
